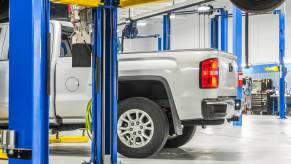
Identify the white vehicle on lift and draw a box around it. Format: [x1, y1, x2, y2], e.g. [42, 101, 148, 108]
[0, 21, 241, 158]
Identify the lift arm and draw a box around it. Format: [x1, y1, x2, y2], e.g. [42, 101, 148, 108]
[50, 0, 102, 7]
[119, 0, 170, 8]
[50, 0, 170, 7]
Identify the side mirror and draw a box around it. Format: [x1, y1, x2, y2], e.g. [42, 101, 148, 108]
[0, 0, 9, 23]
[72, 43, 91, 68]
[230, 0, 286, 12]
[50, 3, 70, 21]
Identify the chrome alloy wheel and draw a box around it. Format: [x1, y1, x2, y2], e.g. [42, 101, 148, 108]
[118, 109, 154, 148]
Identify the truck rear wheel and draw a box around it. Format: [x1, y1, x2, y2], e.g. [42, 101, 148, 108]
[164, 125, 196, 148]
[118, 97, 169, 158]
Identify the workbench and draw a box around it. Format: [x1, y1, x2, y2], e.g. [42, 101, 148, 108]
[270, 94, 291, 115]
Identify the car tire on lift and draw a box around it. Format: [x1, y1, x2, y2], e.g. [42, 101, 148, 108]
[118, 97, 169, 158]
[164, 125, 196, 148]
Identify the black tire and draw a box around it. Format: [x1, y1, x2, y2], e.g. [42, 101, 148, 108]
[230, 0, 285, 12]
[164, 125, 196, 148]
[118, 97, 169, 158]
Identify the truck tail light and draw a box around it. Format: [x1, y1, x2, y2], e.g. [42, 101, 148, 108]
[200, 58, 219, 89]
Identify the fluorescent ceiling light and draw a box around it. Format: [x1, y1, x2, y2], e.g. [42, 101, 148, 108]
[170, 14, 176, 19]
[137, 22, 147, 26]
[197, 5, 211, 12]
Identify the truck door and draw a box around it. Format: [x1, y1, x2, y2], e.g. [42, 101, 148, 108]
[55, 38, 91, 121]
[0, 24, 9, 121]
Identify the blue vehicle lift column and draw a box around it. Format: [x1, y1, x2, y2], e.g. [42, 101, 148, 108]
[232, 7, 243, 126]
[163, 14, 171, 50]
[158, 37, 163, 51]
[91, 1, 118, 164]
[220, 9, 228, 52]
[9, 0, 50, 163]
[277, 10, 287, 119]
[210, 16, 218, 49]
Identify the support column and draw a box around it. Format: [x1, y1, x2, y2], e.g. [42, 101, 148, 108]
[163, 14, 171, 50]
[278, 10, 286, 119]
[158, 37, 163, 51]
[232, 7, 243, 126]
[9, 0, 49, 163]
[210, 16, 218, 49]
[92, 1, 118, 163]
[220, 9, 228, 52]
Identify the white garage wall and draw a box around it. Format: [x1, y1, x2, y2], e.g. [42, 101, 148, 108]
[122, 14, 211, 52]
[123, 20, 163, 52]
[171, 14, 210, 49]
[248, 14, 279, 64]
[121, 1, 291, 65]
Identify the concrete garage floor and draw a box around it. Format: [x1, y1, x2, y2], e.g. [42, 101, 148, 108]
[1, 115, 291, 164]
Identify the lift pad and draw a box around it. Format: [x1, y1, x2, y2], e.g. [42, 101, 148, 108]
[50, 0, 170, 7]
[0, 149, 8, 160]
[49, 135, 89, 144]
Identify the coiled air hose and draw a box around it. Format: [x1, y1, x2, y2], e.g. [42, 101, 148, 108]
[85, 99, 92, 140]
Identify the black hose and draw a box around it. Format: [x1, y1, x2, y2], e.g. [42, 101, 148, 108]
[245, 12, 249, 68]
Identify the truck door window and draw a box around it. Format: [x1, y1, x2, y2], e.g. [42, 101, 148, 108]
[0, 27, 6, 60]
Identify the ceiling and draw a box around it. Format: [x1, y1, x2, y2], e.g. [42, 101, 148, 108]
[118, 0, 233, 22]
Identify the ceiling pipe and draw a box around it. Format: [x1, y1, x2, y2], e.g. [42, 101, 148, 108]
[118, 0, 215, 25]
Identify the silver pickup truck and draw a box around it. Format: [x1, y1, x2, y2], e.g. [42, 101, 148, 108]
[0, 21, 241, 158]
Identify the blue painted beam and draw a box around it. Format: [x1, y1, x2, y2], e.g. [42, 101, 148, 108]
[278, 10, 286, 119]
[220, 9, 228, 52]
[9, 0, 49, 163]
[232, 7, 243, 126]
[210, 16, 219, 49]
[163, 14, 171, 50]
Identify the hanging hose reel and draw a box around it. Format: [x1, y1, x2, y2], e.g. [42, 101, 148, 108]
[122, 20, 139, 39]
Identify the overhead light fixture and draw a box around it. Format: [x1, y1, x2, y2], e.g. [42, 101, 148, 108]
[170, 14, 176, 19]
[197, 5, 213, 13]
[137, 21, 147, 26]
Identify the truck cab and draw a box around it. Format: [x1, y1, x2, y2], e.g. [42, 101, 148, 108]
[0, 21, 91, 129]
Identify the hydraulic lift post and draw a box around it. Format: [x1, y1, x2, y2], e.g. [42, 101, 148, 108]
[91, 1, 118, 163]
[9, 0, 50, 163]
[232, 7, 243, 126]
[277, 9, 286, 119]
[220, 9, 228, 52]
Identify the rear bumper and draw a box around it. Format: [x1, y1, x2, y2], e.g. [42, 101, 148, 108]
[201, 98, 242, 120]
